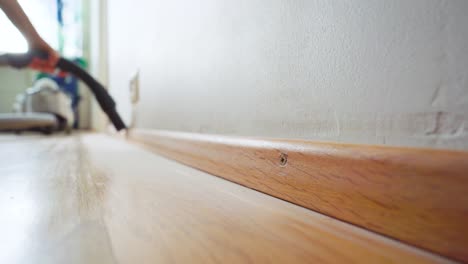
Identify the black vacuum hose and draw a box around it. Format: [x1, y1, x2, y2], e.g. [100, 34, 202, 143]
[56, 58, 126, 131]
[0, 52, 126, 131]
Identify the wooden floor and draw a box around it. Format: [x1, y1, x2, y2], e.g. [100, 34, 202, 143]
[0, 134, 450, 263]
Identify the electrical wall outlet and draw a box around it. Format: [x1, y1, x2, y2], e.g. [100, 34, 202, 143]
[129, 70, 140, 104]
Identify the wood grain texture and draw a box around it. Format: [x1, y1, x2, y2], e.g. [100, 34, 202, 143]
[129, 129, 468, 262]
[0, 134, 450, 263]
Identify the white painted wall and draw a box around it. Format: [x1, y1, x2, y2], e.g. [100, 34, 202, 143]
[107, 0, 468, 150]
[0, 69, 33, 113]
[88, 0, 109, 131]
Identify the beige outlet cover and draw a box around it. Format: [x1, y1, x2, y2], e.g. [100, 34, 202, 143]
[129, 70, 139, 104]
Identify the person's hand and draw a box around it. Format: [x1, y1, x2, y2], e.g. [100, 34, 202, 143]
[28, 38, 59, 73]
[0, 0, 60, 72]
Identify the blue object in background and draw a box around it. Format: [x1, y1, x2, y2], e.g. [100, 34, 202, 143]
[34, 0, 85, 129]
[36, 58, 86, 128]
[50, 74, 80, 128]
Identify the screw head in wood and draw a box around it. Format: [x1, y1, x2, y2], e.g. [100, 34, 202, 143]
[279, 153, 288, 167]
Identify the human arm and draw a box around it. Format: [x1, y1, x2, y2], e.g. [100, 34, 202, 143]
[0, 0, 58, 72]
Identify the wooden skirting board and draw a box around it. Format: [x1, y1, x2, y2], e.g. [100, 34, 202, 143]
[129, 129, 468, 262]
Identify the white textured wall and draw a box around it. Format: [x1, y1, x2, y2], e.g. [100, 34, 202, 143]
[107, 0, 468, 150]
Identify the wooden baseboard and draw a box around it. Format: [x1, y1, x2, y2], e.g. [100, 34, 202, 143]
[129, 129, 468, 262]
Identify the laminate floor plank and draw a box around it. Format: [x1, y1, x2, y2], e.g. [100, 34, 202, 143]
[0, 134, 450, 263]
